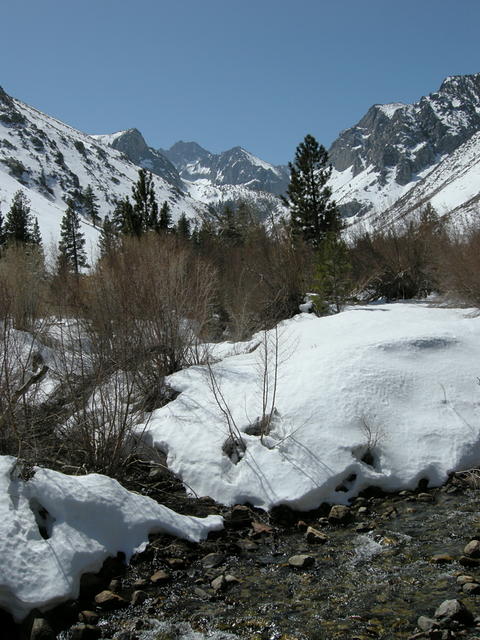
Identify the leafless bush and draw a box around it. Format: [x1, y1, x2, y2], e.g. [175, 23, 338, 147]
[349, 208, 444, 300]
[436, 222, 480, 306]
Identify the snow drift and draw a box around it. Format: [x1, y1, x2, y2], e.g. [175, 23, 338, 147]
[143, 303, 480, 510]
[0, 457, 223, 621]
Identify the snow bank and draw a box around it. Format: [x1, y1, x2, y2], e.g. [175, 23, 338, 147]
[0, 457, 223, 621]
[143, 303, 480, 511]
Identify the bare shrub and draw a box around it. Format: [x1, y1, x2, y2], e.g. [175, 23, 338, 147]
[436, 223, 480, 306]
[350, 208, 444, 300]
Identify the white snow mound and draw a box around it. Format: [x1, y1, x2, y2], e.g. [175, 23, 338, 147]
[0, 457, 223, 621]
[143, 303, 480, 511]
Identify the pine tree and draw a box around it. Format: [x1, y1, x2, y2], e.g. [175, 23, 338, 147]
[98, 214, 119, 258]
[112, 196, 142, 237]
[58, 199, 88, 275]
[313, 233, 351, 314]
[0, 206, 5, 247]
[158, 201, 173, 232]
[31, 217, 42, 246]
[83, 185, 101, 227]
[131, 168, 158, 232]
[4, 190, 33, 245]
[282, 134, 341, 248]
[176, 213, 191, 239]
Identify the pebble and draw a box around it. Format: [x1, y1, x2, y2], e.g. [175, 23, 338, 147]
[417, 615, 437, 631]
[94, 590, 128, 611]
[417, 493, 435, 503]
[70, 625, 102, 640]
[464, 540, 480, 558]
[201, 553, 225, 569]
[78, 611, 99, 625]
[434, 599, 474, 625]
[459, 555, 480, 568]
[462, 582, 480, 595]
[131, 590, 149, 605]
[29, 617, 56, 640]
[305, 526, 328, 544]
[288, 554, 315, 568]
[149, 569, 171, 583]
[211, 574, 227, 591]
[236, 538, 258, 551]
[328, 505, 352, 525]
[457, 575, 476, 585]
[430, 554, 455, 564]
[166, 557, 185, 569]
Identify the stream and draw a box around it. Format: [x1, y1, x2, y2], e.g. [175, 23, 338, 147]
[55, 478, 480, 640]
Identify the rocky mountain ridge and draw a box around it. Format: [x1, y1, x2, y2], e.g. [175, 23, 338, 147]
[0, 87, 206, 247]
[329, 72, 480, 220]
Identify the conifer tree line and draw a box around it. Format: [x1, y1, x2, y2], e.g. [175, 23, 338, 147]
[0, 136, 472, 338]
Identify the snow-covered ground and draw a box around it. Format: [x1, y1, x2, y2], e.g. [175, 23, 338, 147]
[0, 457, 222, 621]
[142, 302, 480, 510]
[4, 301, 480, 623]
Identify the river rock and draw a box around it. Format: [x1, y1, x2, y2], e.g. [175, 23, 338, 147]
[131, 590, 149, 605]
[30, 617, 55, 640]
[417, 616, 437, 632]
[464, 540, 480, 558]
[251, 521, 273, 536]
[70, 625, 102, 640]
[150, 569, 171, 583]
[288, 554, 315, 568]
[459, 555, 480, 568]
[93, 590, 128, 610]
[328, 505, 352, 525]
[211, 574, 227, 591]
[78, 611, 99, 625]
[166, 557, 185, 569]
[462, 582, 480, 595]
[305, 526, 328, 544]
[417, 493, 434, 502]
[108, 578, 121, 592]
[236, 538, 258, 551]
[456, 575, 476, 585]
[434, 599, 474, 625]
[201, 553, 225, 568]
[430, 554, 455, 564]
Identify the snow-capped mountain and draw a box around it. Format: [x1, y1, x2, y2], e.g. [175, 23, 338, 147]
[161, 141, 290, 196]
[100, 133, 289, 218]
[329, 73, 480, 224]
[0, 86, 206, 249]
[91, 128, 184, 193]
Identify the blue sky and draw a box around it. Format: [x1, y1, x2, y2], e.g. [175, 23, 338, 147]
[1, 0, 480, 165]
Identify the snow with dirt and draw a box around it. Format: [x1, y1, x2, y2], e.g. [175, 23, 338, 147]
[143, 302, 480, 510]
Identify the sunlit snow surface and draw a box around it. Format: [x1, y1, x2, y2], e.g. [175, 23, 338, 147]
[143, 303, 480, 511]
[0, 457, 222, 621]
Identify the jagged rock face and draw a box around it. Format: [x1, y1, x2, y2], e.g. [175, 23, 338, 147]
[330, 74, 480, 188]
[162, 141, 289, 196]
[107, 129, 184, 192]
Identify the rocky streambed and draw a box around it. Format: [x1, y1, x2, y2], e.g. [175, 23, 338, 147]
[14, 470, 480, 640]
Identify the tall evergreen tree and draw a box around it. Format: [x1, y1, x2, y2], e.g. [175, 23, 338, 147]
[158, 201, 173, 232]
[4, 190, 33, 245]
[31, 217, 42, 247]
[83, 185, 101, 227]
[313, 233, 351, 314]
[0, 206, 4, 247]
[98, 214, 119, 258]
[131, 168, 158, 232]
[58, 199, 88, 275]
[176, 213, 191, 239]
[282, 134, 340, 248]
[112, 196, 142, 237]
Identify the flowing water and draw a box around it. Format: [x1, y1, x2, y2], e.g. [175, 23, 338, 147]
[61, 484, 480, 640]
